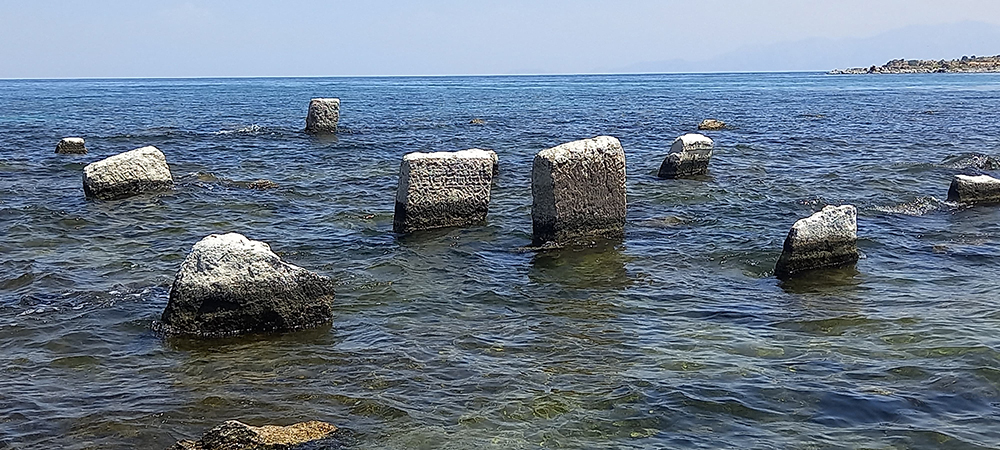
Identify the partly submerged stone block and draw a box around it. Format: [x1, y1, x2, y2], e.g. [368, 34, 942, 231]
[658, 133, 714, 178]
[169, 420, 338, 450]
[774, 205, 859, 279]
[305, 98, 340, 133]
[82, 146, 173, 200]
[947, 174, 1000, 203]
[161, 233, 336, 337]
[531, 136, 627, 246]
[698, 119, 726, 130]
[393, 149, 496, 233]
[55, 137, 87, 154]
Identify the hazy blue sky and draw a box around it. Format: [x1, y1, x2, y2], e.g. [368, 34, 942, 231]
[2, 0, 1000, 78]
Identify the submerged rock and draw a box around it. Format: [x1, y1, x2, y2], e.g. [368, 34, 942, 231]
[774, 205, 859, 279]
[393, 149, 496, 233]
[947, 174, 1000, 203]
[161, 233, 335, 337]
[469, 118, 485, 125]
[82, 146, 173, 200]
[55, 137, 87, 154]
[531, 136, 627, 246]
[698, 119, 726, 130]
[305, 98, 340, 134]
[658, 133, 714, 178]
[247, 179, 279, 190]
[170, 420, 338, 450]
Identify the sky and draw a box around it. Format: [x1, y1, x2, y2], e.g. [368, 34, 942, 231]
[1, 0, 1000, 78]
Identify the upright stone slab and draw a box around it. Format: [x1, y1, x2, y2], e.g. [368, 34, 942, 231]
[305, 98, 340, 133]
[82, 146, 173, 200]
[55, 137, 87, 154]
[774, 205, 859, 279]
[161, 233, 336, 337]
[658, 133, 714, 178]
[169, 420, 338, 450]
[393, 149, 496, 233]
[531, 136, 627, 246]
[947, 174, 1000, 203]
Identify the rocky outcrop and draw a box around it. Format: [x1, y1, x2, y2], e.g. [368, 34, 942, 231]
[774, 205, 859, 279]
[831, 55, 1000, 74]
[698, 119, 726, 131]
[531, 136, 627, 246]
[160, 233, 335, 337]
[169, 420, 338, 450]
[947, 174, 1000, 203]
[55, 137, 87, 154]
[82, 146, 173, 200]
[658, 133, 714, 178]
[305, 98, 340, 134]
[393, 149, 496, 233]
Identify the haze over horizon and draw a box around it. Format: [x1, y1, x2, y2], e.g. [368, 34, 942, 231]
[2, 0, 1000, 78]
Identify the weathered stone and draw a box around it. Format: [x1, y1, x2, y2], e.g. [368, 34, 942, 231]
[698, 119, 726, 130]
[55, 137, 87, 154]
[247, 179, 279, 190]
[469, 118, 485, 125]
[947, 174, 1000, 203]
[658, 133, 714, 178]
[774, 205, 859, 279]
[393, 149, 495, 233]
[169, 420, 338, 450]
[82, 146, 173, 200]
[161, 233, 335, 337]
[305, 98, 340, 134]
[531, 136, 627, 246]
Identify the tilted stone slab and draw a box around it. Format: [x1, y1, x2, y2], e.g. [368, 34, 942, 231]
[393, 149, 496, 233]
[161, 233, 335, 337]
[169, 420, 338, 450]
[82, 146, 173, 200]
[658, 133, 714, 178]
[947, 174, 1000, 203]
[531, 136, 627, 246]
[305, 98, 340, 133]
[774, 205, 859, 279]
[55, 137, 87, 154]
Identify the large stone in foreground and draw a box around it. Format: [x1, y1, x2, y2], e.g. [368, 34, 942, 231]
[393, 149, 496, 233]
[774, 205, 859, 279]
[531, 136, 627, 246]
[170, 420, 338, 450]
[947, 174, 1000, 203]
[82, 146, 173, 200]
[161, 233, 335, 337]
[658, 133, 714, 178]
[55, 137, 87, 154]
[305, 98, 340, 134]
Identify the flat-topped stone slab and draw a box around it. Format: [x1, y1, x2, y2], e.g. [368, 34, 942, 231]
[393, 149, 496, 233]
[82, 146, 173, 200]
[658, 133, 714, 178]
[531, 136, 627, 246]
[169, 420, 338, 450]
[774, 205, 859, 279]
[305, 98, 340, 134]
[947, 174, 1000, 203]
[160, 233, 336, 337]
[55, 137, 87, 154]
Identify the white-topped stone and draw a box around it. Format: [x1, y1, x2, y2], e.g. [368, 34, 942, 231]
[947, 174, 1000, 203]
[55, 137, 87, 154]
[774, 205, 859, 279]
[658, 133, 714, 178]
[393, 149, 496, 232]
[82, 146, 173, 200]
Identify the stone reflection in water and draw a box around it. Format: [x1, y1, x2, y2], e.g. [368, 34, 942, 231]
[527, 241, 633, 292]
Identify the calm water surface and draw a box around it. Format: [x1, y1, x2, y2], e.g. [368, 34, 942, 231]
[2, 73, 1000, 449]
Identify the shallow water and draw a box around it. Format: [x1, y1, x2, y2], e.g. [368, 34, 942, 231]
[2, 73, 1000, 449]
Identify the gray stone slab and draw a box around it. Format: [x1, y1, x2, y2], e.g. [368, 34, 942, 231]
[658, 133, 714, 178]
[82, 146, 173, 200]
[55, 137, 87, 154]
[774, 205, 859, 279]
[305, 98, 340, 134]
[393, 149, 496, 233]
[947, 174, 1000, 203]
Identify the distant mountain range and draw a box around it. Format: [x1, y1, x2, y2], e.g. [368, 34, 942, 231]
[614, 21, 1000, 73]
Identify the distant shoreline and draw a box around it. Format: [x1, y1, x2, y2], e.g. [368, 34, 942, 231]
[830, 55, 1000, 74]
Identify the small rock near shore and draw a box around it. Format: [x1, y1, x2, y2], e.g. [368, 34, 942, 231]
[658, 133, 714, 178]
[393, 149, 496, 233]
[55, 137, 87, 154]
[531, 136, 627, 246]
[82, 146, 173, 200]
[247, 179, 279, 190]
[170, 420, 338, 450]
[774, 205, 859, 279]
[160, 233, 336, 337]
[947, 174, 1000, 203]
[305, 98, 340, 134]
[698, 119, 726, 130]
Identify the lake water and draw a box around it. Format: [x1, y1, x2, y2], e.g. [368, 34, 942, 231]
[2, 73, 1000, 449]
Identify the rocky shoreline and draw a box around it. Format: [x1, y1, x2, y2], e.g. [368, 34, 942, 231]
[830, 55, 1000, 74]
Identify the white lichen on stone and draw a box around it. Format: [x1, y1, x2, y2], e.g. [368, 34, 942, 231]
[659, 133, 714, 178]
[82, 146, 173, 200]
